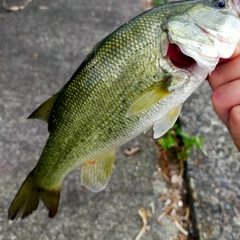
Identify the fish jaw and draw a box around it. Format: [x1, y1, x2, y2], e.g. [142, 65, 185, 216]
[167, 3, 240, 74]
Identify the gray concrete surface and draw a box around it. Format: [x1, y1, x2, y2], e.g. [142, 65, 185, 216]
[181, 82, 240, 240]
[1, 0, 240, 240]
[0, 0, 180, 239]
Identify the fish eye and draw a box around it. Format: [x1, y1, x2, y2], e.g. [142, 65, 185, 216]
[213, 0, 226, 8]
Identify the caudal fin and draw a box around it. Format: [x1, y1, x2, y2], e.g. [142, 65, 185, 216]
[8, 174, 61, 220]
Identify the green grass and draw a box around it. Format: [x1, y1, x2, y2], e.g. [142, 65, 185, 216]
[157, 122, 203, 161]
[155, 0, 168, 6]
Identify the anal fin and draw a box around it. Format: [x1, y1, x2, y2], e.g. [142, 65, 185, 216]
[81, 150, 116, 192]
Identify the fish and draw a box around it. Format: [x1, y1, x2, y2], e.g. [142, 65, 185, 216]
[8, 0, 240, 219]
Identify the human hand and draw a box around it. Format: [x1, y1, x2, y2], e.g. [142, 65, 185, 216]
[208, 43, 240, 151]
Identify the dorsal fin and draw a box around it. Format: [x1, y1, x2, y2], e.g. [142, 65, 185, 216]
[92, 38, 106, 51]
[28, 92, 60, 123]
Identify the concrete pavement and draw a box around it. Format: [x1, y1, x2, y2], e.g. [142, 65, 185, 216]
[1, 0, 240, 239]
[0, 1, 179, 239]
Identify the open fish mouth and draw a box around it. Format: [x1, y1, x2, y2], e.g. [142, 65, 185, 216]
[165, 3, 240, 75]
[167, 43, 196, 69]
[167, 31, 238, 74]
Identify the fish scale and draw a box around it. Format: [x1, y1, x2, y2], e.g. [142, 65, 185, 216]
[8, 0, 240, 219]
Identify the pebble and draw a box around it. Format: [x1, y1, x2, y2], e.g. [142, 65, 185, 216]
[206, 216, 211, 222]
[165, 199, 171, 206]
[178, 200, 183, 207]
[225, 204, 231, 210]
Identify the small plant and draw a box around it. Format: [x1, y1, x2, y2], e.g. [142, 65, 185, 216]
[155, 0, 168, 6]
[158, 128, 178, 150]
[157, 122, 203, 161]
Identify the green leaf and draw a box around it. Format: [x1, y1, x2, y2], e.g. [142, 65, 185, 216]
[157, 120, 204, 161]
[155, 0, 167, 6]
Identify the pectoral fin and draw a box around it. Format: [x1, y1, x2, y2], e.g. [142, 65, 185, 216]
[28, 91, 60, 123]
[81, 150, 116, 192]
[153, 105, 182, 139]
[126, 78, 172, 117]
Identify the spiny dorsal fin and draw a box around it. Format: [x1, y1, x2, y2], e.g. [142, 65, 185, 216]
[92, 38, 106, 51]
[81, 150, 116, 192]
[126, 77, 172, 117]
[28, 92, 60, 123]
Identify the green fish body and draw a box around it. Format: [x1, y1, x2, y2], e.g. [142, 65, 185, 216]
[8, 0, 240, 219]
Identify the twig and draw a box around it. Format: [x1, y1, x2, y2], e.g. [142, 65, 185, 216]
[161, 172, 170, 182]
[157, 206, 171, 222]
[174, 220, 188, 236]
[149, 201, 155, 214]
[168, 214, 182, 222]
[184, 207, 190, 221]
[124, 146, 140, 155]
[3, 0, 32, 11]
[158, 195, 181, 222]
[135, 208, 151, 240]
[179, 158, 184, 177]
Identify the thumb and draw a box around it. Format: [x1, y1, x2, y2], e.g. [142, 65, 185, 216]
[228, 105, 240, 151]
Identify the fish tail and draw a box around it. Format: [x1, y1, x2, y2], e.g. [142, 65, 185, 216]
[8, 173, 61, 220]
[40, 186, 61, 218]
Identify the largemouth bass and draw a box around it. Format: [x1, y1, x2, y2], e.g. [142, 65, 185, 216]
[8, 0, 240, 219]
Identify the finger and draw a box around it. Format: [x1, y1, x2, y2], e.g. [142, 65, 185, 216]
[208, 55, 240, 91]
[229, 105, 240, 151]
[211, 80, 240, 126]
